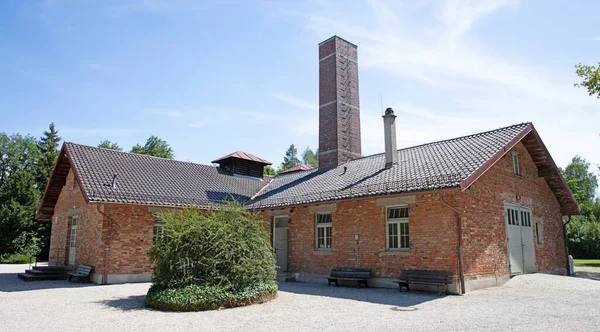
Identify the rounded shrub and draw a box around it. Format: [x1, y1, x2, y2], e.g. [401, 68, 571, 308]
[145, 202, 277, 311]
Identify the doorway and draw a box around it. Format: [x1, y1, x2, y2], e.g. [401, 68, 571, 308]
[68, 217, 78, 266]
[273, 216, 289, 272]
[505, 204, 536, 275]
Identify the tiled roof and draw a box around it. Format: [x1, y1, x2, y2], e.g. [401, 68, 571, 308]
[37, 122, 578, 217]
[66, 143, 268, 208]
[247, 123, 532, 208]
[211, 151, 271, 165]
[279, 164, 314, 174]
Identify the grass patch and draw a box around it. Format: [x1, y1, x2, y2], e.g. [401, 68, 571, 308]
[573, 259, 600, 268]
[0, 254, 35, 264]
[145, 281, 278, 311]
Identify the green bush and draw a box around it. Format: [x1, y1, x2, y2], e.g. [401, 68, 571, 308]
[146, 282, 277, 311]
[146, 202, 278, 311]
[0, 253, 35, 264]
[568, 218, 600, 259]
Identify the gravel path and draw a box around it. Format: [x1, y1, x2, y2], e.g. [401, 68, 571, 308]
[2, 264, 600, 332]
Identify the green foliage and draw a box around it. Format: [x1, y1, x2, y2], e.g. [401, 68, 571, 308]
[98, 140, 122, 151]
[131, 135, 174, 159]
[263, 165, 276, 176]
[0, 133, 40, 187]
[302, 146, 318, 168]
[0, 253, 36, 264]
[0, 169, 41, 254]
[36, 123, 61, 192]
[575, 62, 600, 98]
[567, 218, 600, 259]
[0, 129, 51, 258]
[146, 202, 277, 311]
[145, 282, 277, 311]
[560, 155, 600, 259]
[560, 156, 598, 215]
[279, 144, 300, 171]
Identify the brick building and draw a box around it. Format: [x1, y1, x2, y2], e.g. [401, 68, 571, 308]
[36, 36, 579, 293]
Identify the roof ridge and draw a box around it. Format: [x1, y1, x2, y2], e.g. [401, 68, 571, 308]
[347, 122, 532, 163]
[65, 142, 218, 169]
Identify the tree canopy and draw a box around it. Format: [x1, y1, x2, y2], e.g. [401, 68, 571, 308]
[98, 140, 122, 151]
[575, 62, 600, 98]
[302, 147, 318, 168]
[131, 136, 174, 159]
[561, 155, 600, 259]
[560, 156, 598, 216]
[279, 144, 300, 171]
[36, 123, 61, 192]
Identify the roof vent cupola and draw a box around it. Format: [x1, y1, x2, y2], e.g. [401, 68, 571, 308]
[211, 152, 271, 180]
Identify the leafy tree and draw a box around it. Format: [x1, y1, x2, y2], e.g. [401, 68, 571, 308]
[131, 136, 174, 159]
[301, 146, 319, 168]
[560, 156, 598, 216]
[279, 144, 300, 171]
[561, 155, 600, 258]
[575, 62, 600, 98]
[0, 133, 40, 188]
[263, 165, 276, 176]
[36, 123, 61, 192]
[0, 169, 40, 255]
[98, 140, 122, 151]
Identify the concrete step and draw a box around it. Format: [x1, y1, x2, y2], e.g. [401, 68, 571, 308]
[32, 266, 70, 272]
[276, 273, 296, 283]
[25, 269, 68, 276]
[17, 273, 69, 281]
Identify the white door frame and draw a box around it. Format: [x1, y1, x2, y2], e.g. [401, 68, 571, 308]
[273, 216, 289, 273]
[505, 203, 536, 275]
[68, 216, 78, 266]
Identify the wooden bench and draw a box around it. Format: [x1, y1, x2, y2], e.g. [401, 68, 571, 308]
[67, 265, 93, 283]
[327, 268, 371, 288]
[395, 270, 453, 295]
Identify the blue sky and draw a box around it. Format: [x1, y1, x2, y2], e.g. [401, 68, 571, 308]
[1, 0, 599, 170]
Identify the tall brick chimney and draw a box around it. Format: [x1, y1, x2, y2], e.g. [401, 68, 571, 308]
[318, 36, 361, 169]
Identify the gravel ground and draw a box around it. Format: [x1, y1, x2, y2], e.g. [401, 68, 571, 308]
[2, 264, 600, 332]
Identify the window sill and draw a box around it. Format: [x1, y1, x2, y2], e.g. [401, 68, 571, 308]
[314, 249, 333, 254]
[383, 249, 411, 254]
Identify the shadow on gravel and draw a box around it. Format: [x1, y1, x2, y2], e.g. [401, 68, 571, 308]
[278, 282, 442, 307]
[0, 272, 97, 293]
[98, 295, 150, 311]
[575, 272, 600, 281]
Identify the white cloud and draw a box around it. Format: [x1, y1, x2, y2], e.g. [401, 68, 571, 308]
[290, 0, 600, 167]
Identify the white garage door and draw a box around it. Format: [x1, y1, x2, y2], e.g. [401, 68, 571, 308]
[505, 204, 536, 275]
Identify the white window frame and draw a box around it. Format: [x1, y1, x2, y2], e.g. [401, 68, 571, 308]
[315, 213, 332, 251]
[153, 217, 164, 243]
[512, 152, 521, 176]
[386, 205, 410, 251]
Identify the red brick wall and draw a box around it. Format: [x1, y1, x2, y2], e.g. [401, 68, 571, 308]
[263, 142, 567, 285]
[102, 204, 156, 275]
[455, 142, 567, 280]
[50, 170, 104, 272]
[265, 192, 459, 279]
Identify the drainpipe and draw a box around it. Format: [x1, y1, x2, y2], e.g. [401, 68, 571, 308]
[96, 204, 114, 285]
[563, 215, 572, 276]
[439, 194, 466, 295]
